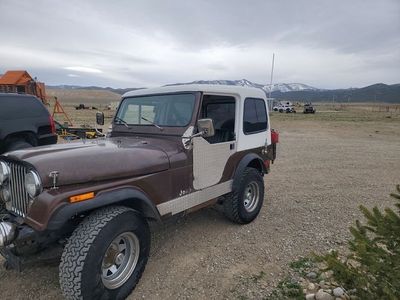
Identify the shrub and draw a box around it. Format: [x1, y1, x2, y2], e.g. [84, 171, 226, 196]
[317, 185, 400, 300]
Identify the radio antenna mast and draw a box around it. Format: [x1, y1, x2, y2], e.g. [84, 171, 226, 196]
[269, 53, 275, 99]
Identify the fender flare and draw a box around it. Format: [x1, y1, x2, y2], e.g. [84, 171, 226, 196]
[47, 187, 161, 230]
[233, 153, 265, 188]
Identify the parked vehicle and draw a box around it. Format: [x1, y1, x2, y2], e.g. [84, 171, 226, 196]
[277, 105, 296, 113]
[286, 106, 296, 113]
[303, 103, 316, 114]
[0, 85, 279, 299]
[0, 93, 57, 154]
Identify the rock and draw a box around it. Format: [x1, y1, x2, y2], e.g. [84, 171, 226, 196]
[308, 282, 316, 291]
[319, 280, 330, 289]
[306, 294, 316, 300]
[333, 287, 345, 297]
[320, 271, 333, 280]
[348, 289, 357, 295]
[315, 289, 334, 300]
[306, 271, 318, 279]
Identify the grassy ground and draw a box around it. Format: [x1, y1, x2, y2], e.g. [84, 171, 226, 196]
[0, 102, 399, 300]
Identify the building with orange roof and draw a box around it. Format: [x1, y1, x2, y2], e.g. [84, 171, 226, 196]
[0, 70, 47, 103]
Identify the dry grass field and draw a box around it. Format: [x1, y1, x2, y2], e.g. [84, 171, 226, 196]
[46, 87, 121, 106]
[0, 102, 399, 299]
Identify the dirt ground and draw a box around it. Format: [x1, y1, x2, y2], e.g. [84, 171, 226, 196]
[0, 106, 399, 299]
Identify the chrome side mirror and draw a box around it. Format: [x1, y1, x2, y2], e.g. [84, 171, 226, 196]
[96, 112, 104, 126]
[197, 118, 215, 138]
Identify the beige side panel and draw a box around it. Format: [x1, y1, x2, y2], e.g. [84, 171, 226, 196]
[192, 137, 232, 190]
[157, 180, 233, 216]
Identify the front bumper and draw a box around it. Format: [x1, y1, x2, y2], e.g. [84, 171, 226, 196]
[0, 220, 36, 271]
[0, 221, 17, 247]
[0, 219, 62, 271]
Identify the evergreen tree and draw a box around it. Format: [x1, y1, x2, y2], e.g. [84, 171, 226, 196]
[318, 185, 400, 300]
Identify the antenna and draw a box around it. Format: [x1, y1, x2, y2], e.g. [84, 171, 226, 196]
[269, 53, 275, 99]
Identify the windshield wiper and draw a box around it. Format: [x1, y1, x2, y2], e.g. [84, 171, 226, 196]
[114, 116, 129, 128]
[141, 117, 164, 131]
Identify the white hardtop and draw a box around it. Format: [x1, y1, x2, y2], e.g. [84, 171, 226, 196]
[123, 84, 267, 100]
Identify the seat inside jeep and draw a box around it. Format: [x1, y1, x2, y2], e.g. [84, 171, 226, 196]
[201, 95, 236, 144]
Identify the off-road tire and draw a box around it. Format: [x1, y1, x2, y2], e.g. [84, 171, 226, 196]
[224, 167, 264, 224]
[59, 206, 150, 300]
[0, 199, 6, 214]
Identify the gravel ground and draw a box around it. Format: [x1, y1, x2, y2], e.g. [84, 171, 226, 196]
[0, 116, 399, 300]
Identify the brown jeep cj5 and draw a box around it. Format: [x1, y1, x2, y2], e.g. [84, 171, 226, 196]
[0, 85, 279, 299]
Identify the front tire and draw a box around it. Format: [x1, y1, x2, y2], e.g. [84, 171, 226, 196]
[224, 167, 265, 224]
[59, 206, 150, 300]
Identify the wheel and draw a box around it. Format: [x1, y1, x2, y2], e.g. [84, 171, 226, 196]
[3, 260, 12, 270]
[223, 167, 265, 224]
[59, 206, 150, 300]
[6, 140, 33, 151]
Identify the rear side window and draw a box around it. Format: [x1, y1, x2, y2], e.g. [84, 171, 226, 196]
[0, 96, 47, 120]
[243, 98, 268, 134]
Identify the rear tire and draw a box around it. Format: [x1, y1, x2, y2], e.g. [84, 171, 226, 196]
[224, 167, 264, 224]
[59, 206, 150, 300]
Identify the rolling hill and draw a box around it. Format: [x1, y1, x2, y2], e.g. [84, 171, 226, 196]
[47, 81, 400, 104]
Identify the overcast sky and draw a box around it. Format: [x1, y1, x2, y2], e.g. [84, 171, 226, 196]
[0, 0, 399, 89]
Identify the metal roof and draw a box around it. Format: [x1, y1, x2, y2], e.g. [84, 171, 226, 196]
[0, 70, 31, 85]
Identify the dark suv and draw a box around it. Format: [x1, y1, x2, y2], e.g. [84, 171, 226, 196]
[303, 103, 316, 114]
[0, 93, 57, 153]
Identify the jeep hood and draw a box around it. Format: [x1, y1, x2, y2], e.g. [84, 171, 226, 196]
[5, 137, 173, 187]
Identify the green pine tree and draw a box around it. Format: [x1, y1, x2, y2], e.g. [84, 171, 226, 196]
[317, 185, 400, 300]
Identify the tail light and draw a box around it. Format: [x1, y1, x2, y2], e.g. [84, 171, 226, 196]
[271, 129, 279, 144]
[49, 115, 56, 134]
[263, 159, 270, 170]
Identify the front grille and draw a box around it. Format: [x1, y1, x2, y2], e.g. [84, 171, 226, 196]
[8, 163, 30, 217]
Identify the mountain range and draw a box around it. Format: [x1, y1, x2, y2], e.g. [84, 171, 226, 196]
[48, 80, 400, 103]
[169, 79, 318, 93]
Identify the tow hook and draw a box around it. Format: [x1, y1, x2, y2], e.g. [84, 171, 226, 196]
[0, 222, 16, 247]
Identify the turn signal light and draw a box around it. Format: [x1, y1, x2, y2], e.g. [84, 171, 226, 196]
[69, 192, 95, 203]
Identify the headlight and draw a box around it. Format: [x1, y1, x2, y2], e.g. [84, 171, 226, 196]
[1, 186, 11, 202]
[25, 170, 42, 198]
[0, 161, 10, 185]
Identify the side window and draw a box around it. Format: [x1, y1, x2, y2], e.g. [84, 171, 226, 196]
[201, 95, 236, 144]
[243, 98, 268, 134]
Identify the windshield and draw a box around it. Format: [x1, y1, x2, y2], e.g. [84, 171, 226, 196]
[116, 93, 195, 127]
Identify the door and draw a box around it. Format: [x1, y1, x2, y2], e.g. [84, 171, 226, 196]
[192, 95, 237, 190]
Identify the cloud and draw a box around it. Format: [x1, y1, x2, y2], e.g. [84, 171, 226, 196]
[64, 67, 103, 74]
[67, 74, 80, 77]
[0, 0, 398, 88]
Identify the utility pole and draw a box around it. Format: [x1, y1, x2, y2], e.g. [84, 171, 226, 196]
[269, 53, 275, 99]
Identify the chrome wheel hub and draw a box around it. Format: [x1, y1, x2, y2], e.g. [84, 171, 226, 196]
[243, 182, 260, 213]
[101, 232, 140, 290]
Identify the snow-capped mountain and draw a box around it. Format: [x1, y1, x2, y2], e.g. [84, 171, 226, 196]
[263, 83, 319, 93]
[169, 79, 319, 93]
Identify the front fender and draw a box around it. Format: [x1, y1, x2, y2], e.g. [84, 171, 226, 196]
[47, 187, 161, 230]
